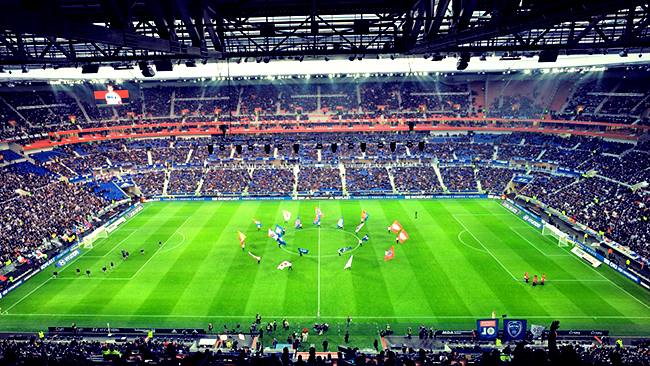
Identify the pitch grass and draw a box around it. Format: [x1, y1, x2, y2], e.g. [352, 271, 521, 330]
[1, 199, 650, 350]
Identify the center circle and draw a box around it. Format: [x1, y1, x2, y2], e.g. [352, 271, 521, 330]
[279, 227, 362, 257]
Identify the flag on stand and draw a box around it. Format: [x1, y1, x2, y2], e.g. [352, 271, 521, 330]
[298, 248, 309, 255]
[248, 252, 261, 263]
[390, 220, 402, 234]
[398, 229, 409, 243]
[337, 217, 344, 229]
[313, 215, 321, 226]
[253, 219, 262, 229]
[315, 207, 325, 217]
[282, 210, 292, 222]
[294, 217, 302, 229]
[277, 261, 292, 270]
[275, 225, 285, 237]
[384, 246, 395, 261]
[361, 210, 370, 222]
[238, 231, 246, 247]
[268, 228, 278, 240]
[355, 222, 365, 233]
[343, 255, 354, 270]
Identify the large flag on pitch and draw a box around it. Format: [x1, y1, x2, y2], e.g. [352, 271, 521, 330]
[277, 237, 287, 246]
[282, 210, 292, 222]
[398, 229, 409, 243]
[248, 251, 261, 262]
[313, 215, 321, 226]
[252, 218, 262, 229]
[384, 246, 395, 261]
[238, 231, 246, 247]
[315, 207, 325, 217]
[298, 248, 309, 255]
[361, 210, 370, 222]
[277, 261, 292, 270]
[343, 255, 354, 270]
[390, 220, 402, 234]
[295, 217, 302, 229]
[275, 225, 285, 237]
[268, 228, 278, 240]
[355, 222, 365, 233]
[337, 217, 344, 229]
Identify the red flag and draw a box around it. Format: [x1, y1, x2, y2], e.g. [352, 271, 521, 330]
[390, 220, 402, 234]
[384, 246, 395, 261]
[398, 230, 409, 243]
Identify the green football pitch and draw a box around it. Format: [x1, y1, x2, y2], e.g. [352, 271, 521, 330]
[1, 199, 650, 345]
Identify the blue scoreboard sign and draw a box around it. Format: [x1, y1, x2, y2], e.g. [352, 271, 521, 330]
[477, 319, 499, 340]
[503, 319, 527, 341]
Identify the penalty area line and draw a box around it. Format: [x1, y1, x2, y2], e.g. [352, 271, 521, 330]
[452, 214, 518, 281]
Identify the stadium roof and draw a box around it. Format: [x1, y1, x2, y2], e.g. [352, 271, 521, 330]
[1, 0, 650, 73]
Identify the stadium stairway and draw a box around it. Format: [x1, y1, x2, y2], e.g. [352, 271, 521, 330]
[594, 81, 622, 114]
[536, 149, 546, 160]
[432, 164, 445, 190]
[317, 148, 322, 162]
[292, 165, 299, 197]
[386, 167, 397, 193]
[147, 150, 153, 165]
[195, 175, 205, 195]
[169, 90, 176, 116]
[492, 146, 498, 160]
[559, 83, 580, 113]
[186, 149, 193, 163]
[162, 170, 170, 195]
[474, 167, 483, 192]
[339, 163, 347, 194]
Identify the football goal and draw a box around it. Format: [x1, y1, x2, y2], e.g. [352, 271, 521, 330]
[542, 224, 571, 247]
[82, 228, 108, 249]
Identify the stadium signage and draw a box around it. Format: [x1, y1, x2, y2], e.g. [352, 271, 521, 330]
[152, 194, 492, 202]
[641, 281, 650, 291]
[47, 327, 207, 334]
[604, 259, 640, 283]
[435, 330, 473, 336]
[501, 200, 520, 215]
[125, 203, 144, 219]
[55, 249, 81, 268]
[521, 214, 543, 230]
[1, 279, 24, 297]
[556, 330, 609, 336]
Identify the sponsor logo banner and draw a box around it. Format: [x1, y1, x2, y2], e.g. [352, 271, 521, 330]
[521, 214, 543, 230]
[477, 319, 499, 340]
[501, 200, 521, 214]
[1, 279, 24, 297]
[55, 249, 81, 268]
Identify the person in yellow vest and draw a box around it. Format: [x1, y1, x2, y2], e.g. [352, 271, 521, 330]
[148, 330, 153, 339]
[38, 331, 44, 340]
[616, 339, 623, 347]
[496, 338, 502, 347]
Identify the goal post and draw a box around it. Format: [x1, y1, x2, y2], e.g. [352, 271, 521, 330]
[542, 223, 570, 247]
[82, 228, 107, 249]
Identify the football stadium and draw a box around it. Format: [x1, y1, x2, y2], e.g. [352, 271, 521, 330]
[1, 0, 650, 365]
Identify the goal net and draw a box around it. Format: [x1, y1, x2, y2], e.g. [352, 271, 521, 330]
[82, 228, 107, 249]
[542, 224, 571, 247]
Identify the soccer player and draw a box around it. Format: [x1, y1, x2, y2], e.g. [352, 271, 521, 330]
[110, 261, 114, 270]
[126, 251, 129, 259]
[159, 241, 162, 248]
[76, 268, 81, 277]
[524, 272, 529, 283]
[387, 226, 391, 233]
[102, 266, 107, 275]
[53, 271, 58, 279]
[86, 269, 91, 277]
[541, 274, 546, 286]
[141, 249, 145, 255]
[532, 274, 538, 286]
[415, 211, 418, 219]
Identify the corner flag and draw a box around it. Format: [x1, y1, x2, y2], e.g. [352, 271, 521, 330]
[384, 246, 394, 261]
[390, 220, 402, 234]
[343, 255, 354, 270]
